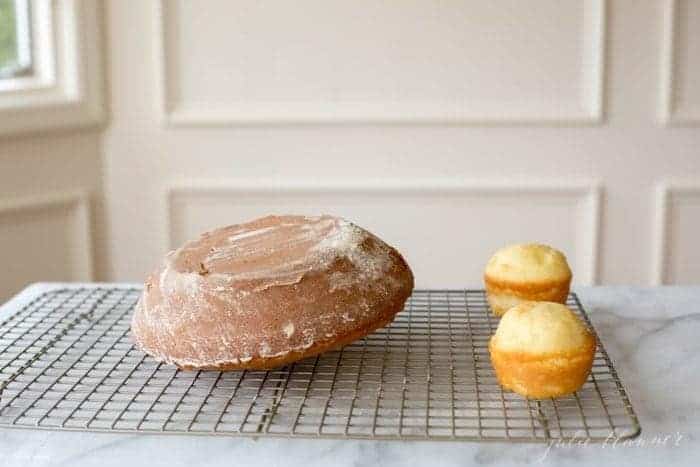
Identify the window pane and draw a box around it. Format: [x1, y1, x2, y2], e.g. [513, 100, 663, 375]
[0, 0, 31, 78]
[0, 0, 19, 70]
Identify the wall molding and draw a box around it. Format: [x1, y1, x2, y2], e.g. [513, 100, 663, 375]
[0, 0, 105, 136]
[652, 180, 700, 284]
[660, 0, 700, 125]
[157, 0, 607, 126]
[0, 190, 93, 281]
[165, 179, 602, 284]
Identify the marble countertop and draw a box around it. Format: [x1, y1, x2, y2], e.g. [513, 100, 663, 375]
[0, 283, 697, 467]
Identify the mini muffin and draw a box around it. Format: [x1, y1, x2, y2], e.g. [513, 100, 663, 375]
[489, 301, 596, 399]
[484, 243, 572, 316]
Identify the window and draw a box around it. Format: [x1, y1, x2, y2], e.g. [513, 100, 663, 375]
[0, 0, 32, 79]
[0, 0, 104, 135]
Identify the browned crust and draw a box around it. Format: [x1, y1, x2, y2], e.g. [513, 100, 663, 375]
[484, 274, 571, 316]
[483, 273, 572, 295]
[176, 299, 403, 371]
[488, 333, 596, 399]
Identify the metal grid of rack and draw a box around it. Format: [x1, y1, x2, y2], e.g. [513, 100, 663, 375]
[0, 287, 640, 441]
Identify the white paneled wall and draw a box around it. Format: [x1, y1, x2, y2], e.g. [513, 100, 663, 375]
[100, 0, 699, 288]
[0, 132, 104, 301]
[166, 180, 601, 288]
[0, 192, 92, 299]
[160, 0, 605, 124]
[2, 0, 700, 302]
[663, 0, 700, 123]
[654, 181, 700, 284]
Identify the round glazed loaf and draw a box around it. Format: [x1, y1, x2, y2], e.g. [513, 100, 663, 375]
[131, 215, 414, 370]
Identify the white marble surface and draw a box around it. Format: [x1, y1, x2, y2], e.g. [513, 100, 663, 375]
[0, 283, 698, 467]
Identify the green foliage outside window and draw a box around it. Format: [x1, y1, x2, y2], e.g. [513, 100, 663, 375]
[0, 0, 19, 72]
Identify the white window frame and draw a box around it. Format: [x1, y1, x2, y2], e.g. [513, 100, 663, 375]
[0, 0, 104, 135]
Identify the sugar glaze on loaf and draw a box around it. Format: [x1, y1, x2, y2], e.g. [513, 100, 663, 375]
[131, 215, 414, 370]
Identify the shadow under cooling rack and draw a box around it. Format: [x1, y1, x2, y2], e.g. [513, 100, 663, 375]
[0, 288, 640, 442]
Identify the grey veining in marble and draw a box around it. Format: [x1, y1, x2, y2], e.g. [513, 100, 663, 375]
[0, 283, 698, 467]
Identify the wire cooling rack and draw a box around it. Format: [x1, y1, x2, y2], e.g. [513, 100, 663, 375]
[0, 287, 640, 442]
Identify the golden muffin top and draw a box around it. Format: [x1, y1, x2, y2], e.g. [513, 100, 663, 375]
[491, 302, 593, 354]
[484, 243, 571, 283]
